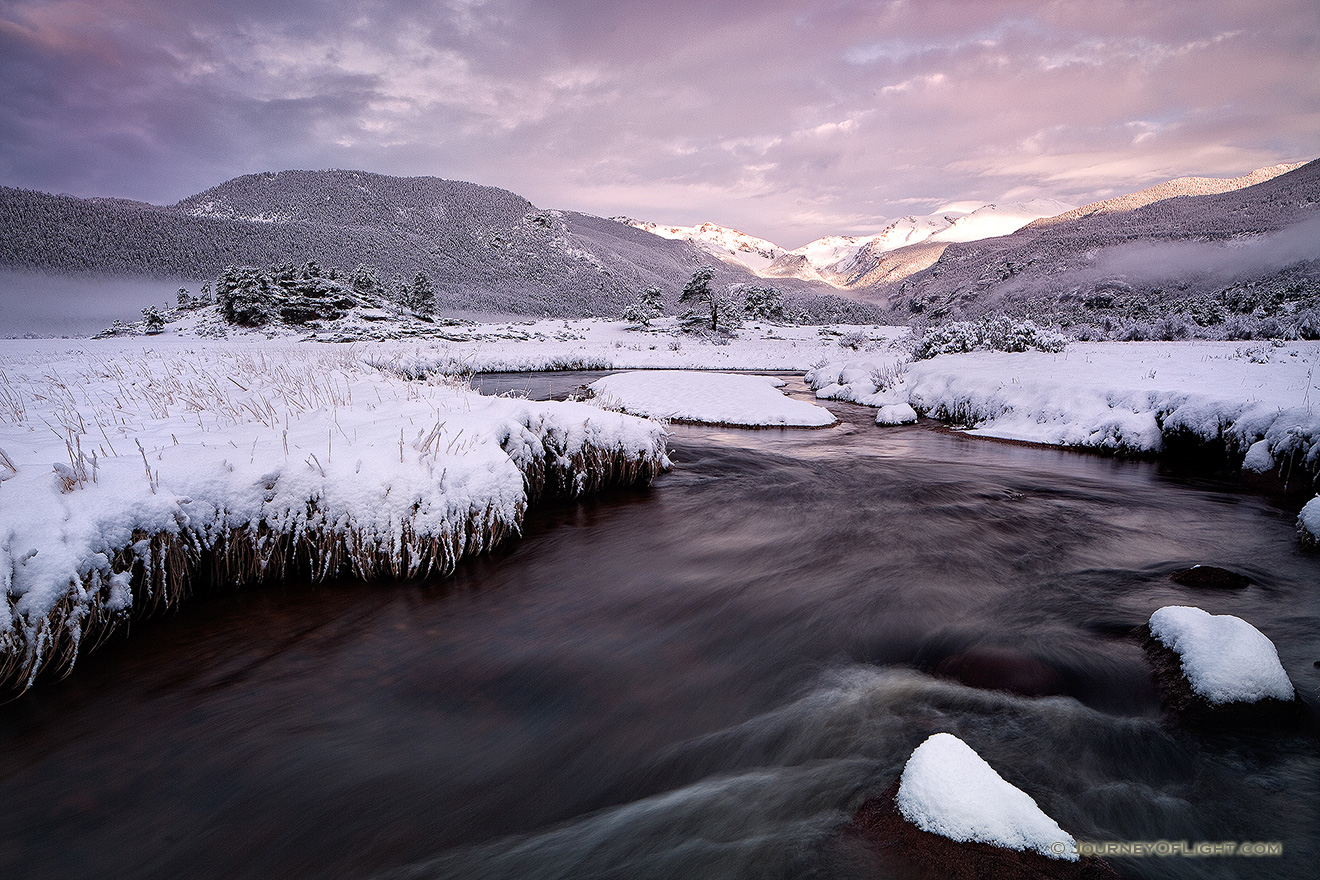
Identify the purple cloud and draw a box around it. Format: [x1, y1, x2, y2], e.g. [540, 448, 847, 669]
[1, 0, 1317, 245]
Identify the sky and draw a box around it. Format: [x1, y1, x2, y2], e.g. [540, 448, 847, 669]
[1, 0, 1318, 246]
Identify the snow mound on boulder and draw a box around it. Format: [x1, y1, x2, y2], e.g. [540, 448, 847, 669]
[588, 370, 835, 427]
[1148, 606, 1295, 704]
[1299, 496, 1320, 545]
[895, 732, 1078, 861]
[876, 403, 918, 426]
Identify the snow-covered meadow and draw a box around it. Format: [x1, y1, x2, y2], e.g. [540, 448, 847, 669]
[4, 323, 1319, 689]
[0, 337, 668, 688]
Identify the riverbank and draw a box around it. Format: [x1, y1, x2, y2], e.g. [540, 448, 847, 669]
[0, 339, 668, 690]
[4, 330, 1318, 689]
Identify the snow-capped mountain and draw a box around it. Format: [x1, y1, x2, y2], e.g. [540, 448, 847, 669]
[625, 199, 1076, 290]
[927, 199, 1078, 243]
[613, 219, 787, 271]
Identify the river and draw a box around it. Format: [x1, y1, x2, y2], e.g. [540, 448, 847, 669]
[2, 374, 1316, 879]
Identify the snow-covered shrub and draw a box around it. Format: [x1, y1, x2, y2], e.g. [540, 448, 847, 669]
[141, 306, 165, 334]
[1299, 496, 1320, 547]
[871, 360, 908, 392]
[1117, 322, 1151, 342]
[1295, 311, 1320, 340]
[739, 284, 789, 322]
[1153, 315, 1193, 341]
[838, 330, 871, 350]
[622, 285, 664, 327]
[910, 317, 1067, 359]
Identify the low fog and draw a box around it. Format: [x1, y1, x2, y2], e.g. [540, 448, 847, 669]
[0, 272, 198, 337]
[1091, 213, 1320, 286]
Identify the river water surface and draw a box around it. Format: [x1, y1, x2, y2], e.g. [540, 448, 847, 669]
[2, 374, 1317, 880]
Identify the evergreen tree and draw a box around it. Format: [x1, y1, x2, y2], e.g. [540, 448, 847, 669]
[679, 266, 740, 332]
[141, 305, 165, 334]
[622, 284, 664, 327]
[390, 274, 408, 305]
[348, 264, 383, 296]
[740, 284, 789, 322]
[410, 271, 436, 315]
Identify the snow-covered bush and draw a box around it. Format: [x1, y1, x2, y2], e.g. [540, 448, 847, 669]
[739, 284, 789, 322]
[911, 317, 1067, 359]
[622, 285, 664, 327]
[1298, 496, 1320, 547]
[140, 306, 165, 334]
[838, 330, 871, 350]
[871, 360, 908, 392]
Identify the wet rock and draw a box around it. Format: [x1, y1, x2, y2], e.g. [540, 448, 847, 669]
[933, 646, 1067, 698]
[844, 782, 1118, 880]
[1168, 565, 1250, 589]
[1137, 614, 1302, 727]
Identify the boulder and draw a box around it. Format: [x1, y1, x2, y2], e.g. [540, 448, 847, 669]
[1168, 566, 1250, 589]
[843, 733, 1117, 879]
[932, 646, 1066, 698]
[1139, 605, 1300, 725]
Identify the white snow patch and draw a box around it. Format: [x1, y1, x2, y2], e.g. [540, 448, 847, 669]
[876, 403, 918, 425]
[1299, 496, 1320, 544]
[1148, 606, 1295, 704]
[588, 371, 835, 427]
[1242, 439, 1273, 472]
[896, 732, 1078, 861]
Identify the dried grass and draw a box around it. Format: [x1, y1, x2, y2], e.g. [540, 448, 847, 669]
[1, 429, 664, 692]
[1, 345, 667, 692]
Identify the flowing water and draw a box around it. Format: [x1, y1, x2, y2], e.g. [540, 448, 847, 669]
[2, 374, 1317, 880]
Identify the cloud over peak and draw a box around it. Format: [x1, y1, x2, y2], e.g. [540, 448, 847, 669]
[1, 0, 1316, 243]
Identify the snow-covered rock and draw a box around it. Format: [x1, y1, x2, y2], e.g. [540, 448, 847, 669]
[1242, 438, 1274, 472]
[895, 733, 1078, 861]
[1299, 496, 1320, 546]
[588, 370, 835, 427]
[1147, 606, 1295, 705]
[876, 403, 918, 425]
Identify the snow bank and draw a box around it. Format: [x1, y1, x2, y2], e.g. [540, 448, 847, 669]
[1300, 496, 1320, 545]
[0, 339, 668, 689]
[808, 342, 1320, 478]
[1148, 606, 1295, 704]
[588, 371, 835, 427]
[896, 733, 1078, 861]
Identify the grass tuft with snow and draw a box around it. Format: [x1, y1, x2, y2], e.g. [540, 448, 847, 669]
[0, 339, 668, 690]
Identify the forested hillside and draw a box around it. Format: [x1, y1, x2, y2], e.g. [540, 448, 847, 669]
[0, 171, 863, 320]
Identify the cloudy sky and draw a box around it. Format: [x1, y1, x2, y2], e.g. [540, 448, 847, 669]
[2, 0, 1317, 245]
